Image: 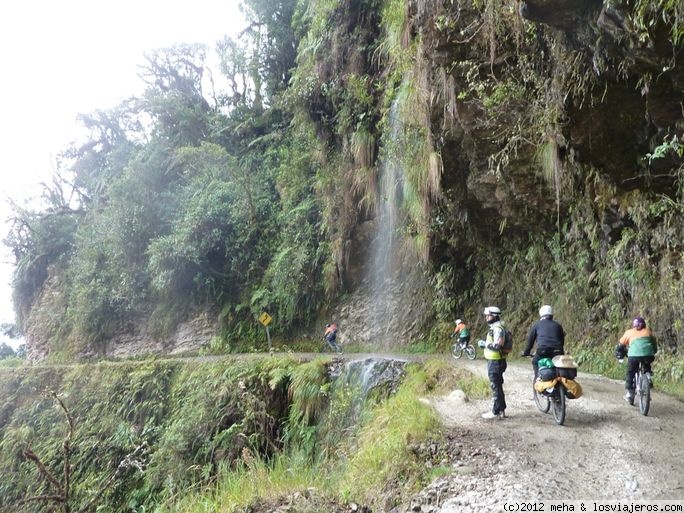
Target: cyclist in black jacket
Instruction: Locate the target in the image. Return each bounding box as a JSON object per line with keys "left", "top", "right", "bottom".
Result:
{"left": 521, "top": 305, "right": 565, "bottom": 378}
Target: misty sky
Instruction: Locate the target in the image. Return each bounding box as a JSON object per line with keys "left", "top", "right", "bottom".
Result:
{"left": 0, "top": 0, "right": 245, "bottom": 348}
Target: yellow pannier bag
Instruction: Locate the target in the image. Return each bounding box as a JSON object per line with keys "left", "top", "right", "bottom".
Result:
{"left": 560, "top": 377, "right": 583, "bottom": 399}
{"left": 534, "top": 377, "right": 557, "bottom": 393}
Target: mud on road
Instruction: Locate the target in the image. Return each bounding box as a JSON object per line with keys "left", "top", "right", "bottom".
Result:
{"left": 414, "top": 361, "right": 684, "bottom": 512}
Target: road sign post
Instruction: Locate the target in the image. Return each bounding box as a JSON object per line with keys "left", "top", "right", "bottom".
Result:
{"left": 258, "top": 312, "right": 273, "bottom": 353}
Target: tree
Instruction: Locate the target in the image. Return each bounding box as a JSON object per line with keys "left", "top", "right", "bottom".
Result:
{"left": 241, "top": 0, "right": 298, "bottom": 98}
{"left": 138, "top": 44, "right": 214, "bottom": 146}
{"left": 0, "top": 343, "right": 15, "bottom": 360}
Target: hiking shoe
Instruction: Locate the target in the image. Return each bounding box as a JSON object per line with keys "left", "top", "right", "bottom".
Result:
{"left": 481, "top": 411, "right": 504, "bottom": 420}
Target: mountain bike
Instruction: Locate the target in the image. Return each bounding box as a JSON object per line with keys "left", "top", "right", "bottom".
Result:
{"left": 451, "top": 339, "right": 476, "bottom": 360}
{"left": 619, "top": 359, "right": 652, "bottom": 416}
{"left": 527, "top": 355, "right": 569, "bottom": 425}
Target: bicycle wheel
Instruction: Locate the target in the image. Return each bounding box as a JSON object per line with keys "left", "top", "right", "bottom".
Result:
{"left": 465, "top": 345, "right": 476, "bottom": 360}
{"left": 451, "top": 344, "right": 464, "bottom": 360}
{"left": 533, "top": 379, "right": 550, "bottom": 413}
{"left": 638, "top": 372, "right": 651, "bottom": 416}
{"left": 551, "top": 383, "right": 566, "bottom": 425}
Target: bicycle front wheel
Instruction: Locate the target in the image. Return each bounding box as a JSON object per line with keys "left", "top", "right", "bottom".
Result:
{"left": 533, "top": 379, "right": 550, "bottom": 413}
{"left": 465, "top": 345, "right": 476, "bottom": 360}
{"left": 551, "top": 383, "right": 566, "bottom": 425}
{"left": 451, "top": 344, "right": 464, "bottom": 360}
{"left": 638, "top": 373, "right": 651, "bottom": 416}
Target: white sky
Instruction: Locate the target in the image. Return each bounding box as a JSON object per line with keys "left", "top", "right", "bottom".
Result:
{"left": 0, "top": 0, "right": 245, "bottom": 348}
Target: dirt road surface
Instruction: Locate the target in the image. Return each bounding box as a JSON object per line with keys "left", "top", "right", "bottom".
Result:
{"left": 417, "top": 360, "right": 684, "bottom": 511}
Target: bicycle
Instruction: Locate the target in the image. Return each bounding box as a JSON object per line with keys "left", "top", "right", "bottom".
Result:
{"left": 527, "top": 355, "right": 574, "bottom": 425}
{"left": 451, "top": 338, "right": 476, "bottom": 360}
{"left": 619, "top": 358, "right": 652, "bottom": 416}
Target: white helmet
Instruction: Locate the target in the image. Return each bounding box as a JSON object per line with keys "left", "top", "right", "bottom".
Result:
{"left": 455, "top": 319, "right": 463, "bottom": 325}
{"left": 486, "top": 306, "right": 501, "bottom": 316}
{"left": 539, "top": 305, "right": 553, "bottom": 317}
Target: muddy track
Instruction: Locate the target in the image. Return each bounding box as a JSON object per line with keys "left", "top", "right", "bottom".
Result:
{"left": 420, "top": 360, "right": 684, "bottom": 509}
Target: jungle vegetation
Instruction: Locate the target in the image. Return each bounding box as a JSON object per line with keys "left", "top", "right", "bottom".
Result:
{"left": 0, "top": 357, "right": 487, "bottom": 512}
{"left": 3, "top": 0, "right": 684, "bottom": 392}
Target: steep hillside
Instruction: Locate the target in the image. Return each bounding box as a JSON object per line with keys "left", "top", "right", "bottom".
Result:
{"left": 0, "top": 356, "right": 462, "bottom": 512}
{"left": 6, "top": 0, "right": 683, "bottom": 364}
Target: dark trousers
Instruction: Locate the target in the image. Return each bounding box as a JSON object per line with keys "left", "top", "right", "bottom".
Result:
{"left": 487, "top": 359, "right": 507, "bottom": 414}
{"left": 626, "top": 355, "right": 654, "bottom": 391}
{"left": 326, "top": 336, "right": 341, "bottom": 352}
{"left": 532, "top": 348, "right": 563, "bottom": 378}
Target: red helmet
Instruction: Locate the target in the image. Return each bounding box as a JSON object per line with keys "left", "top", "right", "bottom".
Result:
{"left": 632, "top": 317, "right": 646, "bottom": 329}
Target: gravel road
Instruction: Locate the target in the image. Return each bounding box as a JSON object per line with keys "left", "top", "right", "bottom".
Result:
{"left": 415, "top": 360, "right": 684, "bottom": 511}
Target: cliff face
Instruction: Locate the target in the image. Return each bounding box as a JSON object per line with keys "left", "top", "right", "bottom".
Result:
{"left": 312, "top": 0, "right": 683, "bottom": 349}
{"left": 20, "top": 0, "right": 683, "bottom": 360}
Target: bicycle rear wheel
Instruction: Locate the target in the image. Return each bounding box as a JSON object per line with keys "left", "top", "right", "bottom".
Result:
{"left": 551, "top": 383, "right": 566, "bottom": 425}
{"left": 638, "top": 372, "right": 651, "bottom": 416}
{"left": 451, "top": 344, "right": 463, "bottom": 360}
{"left": 465, "top": 345, "right": 476, "bottom": 360}
{"left": 533, "top": 379, "right": 550, "bottom": 413}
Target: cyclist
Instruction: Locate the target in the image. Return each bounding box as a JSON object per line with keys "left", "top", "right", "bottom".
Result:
{"left": 324, "top": 322, "right": 342, "bottom": 354}
{"left": 451, "top": 319, "right": 471, "bottom": 349}
{"left": 478, "top": 306, "right": 507, "bottom": 420}
{"left": 521, "top": 305, "right": 565, "bottom": 379}
{"left": 615, "top": 316, "right": 657, "bottom": 405}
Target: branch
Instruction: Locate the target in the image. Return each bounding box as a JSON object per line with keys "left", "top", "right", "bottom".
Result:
{"left": 19, "top": 494, "right": 64, "bottom": 505}
{"left": 50, "top": 391, "right": 74, "bottom": 505}
{"left": 22, "top": 449, "right": 65, "bottom": 496}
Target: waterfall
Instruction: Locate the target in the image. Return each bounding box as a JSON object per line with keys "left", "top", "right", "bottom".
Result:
{"left": 357, "top": 98, "right": 407, "bottom": 344}
{"left": 328, "top": 357, "right": 407, "bottom": 423}
{"left": 370, "top": 99, "right": 406, "bottom": 291}
{"left": 336, "top": 86, "right": 427, "bottom": 350}
{"left": 335, "top": 357, "right": 407, "bottom": 396}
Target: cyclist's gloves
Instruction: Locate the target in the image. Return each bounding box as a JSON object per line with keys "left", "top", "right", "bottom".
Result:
{"left": 614, "top": 344, "right": 627, "bottom": 359}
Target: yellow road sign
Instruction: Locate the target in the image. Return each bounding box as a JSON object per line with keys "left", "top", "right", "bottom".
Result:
{"left": 258, "top": 312, "right": 272, "bottom": 326}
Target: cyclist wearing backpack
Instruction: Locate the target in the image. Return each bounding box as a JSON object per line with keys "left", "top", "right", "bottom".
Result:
{"left": 478, "top": 306, "right": 508, "bottom": 420}
{"left": 521, "top": 305, "right": 565, "bottom": 379}
{"left": 614, "top": 316, "right": 657, "bottom": 404}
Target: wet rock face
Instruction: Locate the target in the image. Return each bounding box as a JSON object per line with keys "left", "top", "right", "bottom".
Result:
{"left": 333, "top": 269, "right": 431, "bottom": 350}
{"left": 518, "top": 0, "right": 601, "bottom": 26}
{"left": 332, "top": 357, "right": 408, "bottom": 398}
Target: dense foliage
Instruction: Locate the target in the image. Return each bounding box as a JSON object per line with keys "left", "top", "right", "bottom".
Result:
{"left": 4, "top": 0, "right": 328, "bottom": 355}
{"left": 0, "top": 357, "right": 479, "bottom": 512}
{"left": 4, "top": 0, "right": 684, "bottom": 375}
